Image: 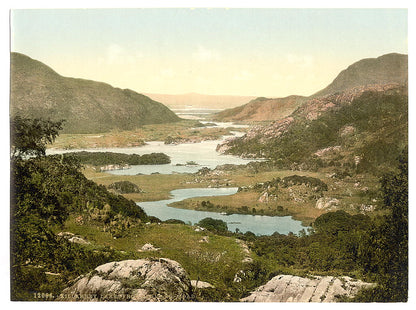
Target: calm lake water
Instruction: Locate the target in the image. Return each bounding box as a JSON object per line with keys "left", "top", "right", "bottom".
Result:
{"left": 48, "top": 122, "right": 303, "bottom": 235}
{"left": 48, "top": 132, "right": 257, "bottom": 175}
{"left": 139, "top": 187, "right": 304, "bottom": 235}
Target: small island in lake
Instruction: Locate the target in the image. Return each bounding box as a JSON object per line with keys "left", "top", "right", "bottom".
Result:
{"left": 61, "top": 151, "right": 171, "bottom": 171}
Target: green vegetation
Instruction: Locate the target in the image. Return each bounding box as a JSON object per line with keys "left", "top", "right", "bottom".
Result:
{"left": 11, "top": 115, "right": 64, "bottom": 158}
{"left": 241, "top": 148, "right": 408, "bottom": 302}
{"left": 169, "top": 170, "right": 379, "bottom": 226}
{"left": 108, "top": 180, "right": 143, "bottom": 194}
{"left": 63, "top": 151, "right": 170, "bottom": 166}
{"left": 225, "top": 88, "right": 408, "bottom": 176}
{"left": 10, "top": 93, "right": 408, "bottom": 302}
{"left": 198, "top": 218, "right": 228, "bottom": 233}
{"left": 10, "top": 116, "right": 148, "bottom": 300}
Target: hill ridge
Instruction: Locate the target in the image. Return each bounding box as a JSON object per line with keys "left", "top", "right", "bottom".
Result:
{"left": 313, "top": 53, "right": 407, "bottom": 97}
{"left": 10, "top": 52, "right": 181, "bottom": 134}
{"left": 214, "top": 53, "right": 407, "bottom": 122}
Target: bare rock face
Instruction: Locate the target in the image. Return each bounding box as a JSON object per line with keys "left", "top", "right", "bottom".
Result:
{"left": 57, "top": 258, "right": 193, "bottom": 301}
{"left": 241, "top": 274, "right": 374, "bottom": 302}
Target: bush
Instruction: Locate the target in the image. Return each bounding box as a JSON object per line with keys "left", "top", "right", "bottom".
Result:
{"left": 164, "top": 219, "right": 186, "bottom": 225}
{"left": 108, "top": 181, "right": 142, "bottom": 194}
{"left": 198, "top": 217, "right": 228, "bottom": 233}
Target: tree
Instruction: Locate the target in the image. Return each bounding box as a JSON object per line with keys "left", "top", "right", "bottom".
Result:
{"left": 10, "top": 115, "right": 64, "bottom": 158}
{"left": 198, "top": 217, "right": 228, "bottom": 233}
{"left": 10, "top": 116, "right": 69, "bottom": 299}
{"left": 356, "top": 147, "right": 408, "bottom": 301}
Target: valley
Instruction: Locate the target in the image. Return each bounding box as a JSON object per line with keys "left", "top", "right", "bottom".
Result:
{"left": 10, "top": 52, "right": 408, "bottom": 302}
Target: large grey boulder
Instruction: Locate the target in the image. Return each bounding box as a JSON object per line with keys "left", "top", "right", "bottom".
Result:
{"left": 241, "top": 274, "right": 374, "bottom": 302}
{"left": 57, "top": 258, "right": 193, "bottom": 301}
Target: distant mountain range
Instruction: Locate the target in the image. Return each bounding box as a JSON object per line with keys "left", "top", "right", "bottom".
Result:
{"left": 10, "top": 53, "right": 180, "bottom": 133}
{"left": 143, "top": 92, "right": 256, "bottom": 110}
{"left": 214, "top": 53, "right": 408, "bottom": 122}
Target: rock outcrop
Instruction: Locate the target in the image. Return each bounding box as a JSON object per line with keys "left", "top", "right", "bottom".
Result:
{"left": 315, "top": 197, "right": 340, "bottom": 210}
{"left": 57, "top": 232, "right": 90, "bottom": 245}
{"left": 57, "top": 258, "right": 193, "bottom": 301}
{"left": 241, "top": 274, "right": 374, "bottom": 302}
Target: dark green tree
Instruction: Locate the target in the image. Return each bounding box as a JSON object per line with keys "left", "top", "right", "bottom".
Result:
{"left": 10, "top": 115, "right": 64, "bottom": 158}
{"left": 198, "top": 217, "right": 228, "bottom": 233}
{"left": 356, "top": 147, "right": 408, "bottom": 301}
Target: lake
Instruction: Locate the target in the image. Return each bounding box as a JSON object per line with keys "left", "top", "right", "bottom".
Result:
{"left": 139, "top": 187, "right": 305, "bottom": 235}
{"left": 47, "top": 122, "right": 304, "bottom": 235}
{"left": 48, "top": 133, "right": 258, "bottom": 175}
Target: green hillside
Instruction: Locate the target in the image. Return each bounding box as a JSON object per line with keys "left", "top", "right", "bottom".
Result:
{"left": 221, "top": 86, "right": 408, "bottom": 175}
{"left": 10, "top": 53, "right": 181, "bottom": 133}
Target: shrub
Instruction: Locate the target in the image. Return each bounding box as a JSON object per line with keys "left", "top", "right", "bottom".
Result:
{"left": 198, "top": 217, "right": 228, "bottom": 233}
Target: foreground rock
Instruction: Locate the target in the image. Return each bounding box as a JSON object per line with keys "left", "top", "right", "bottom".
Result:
{"left": 241, "top": 274, "right": 374, "bottom": 302}
{"left": 57, "top": 258, "right": 193, "bottom": 301}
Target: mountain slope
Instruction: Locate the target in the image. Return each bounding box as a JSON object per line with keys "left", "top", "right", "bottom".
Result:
{"left": 214, "top": 53, "right": 407, "bottom": 122}
{"left": 212, "top": 95, "right": 307, "bottom": 122}
{"left": 217, "top": 85, "right": 408, "bottom": 174}
{"left": 313, "top": 53, "right": 407, "bottom": 97}
{"left": 10, "top": 53, "right": 181, "bottom": 133}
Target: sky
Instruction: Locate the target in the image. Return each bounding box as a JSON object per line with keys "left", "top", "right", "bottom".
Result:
{"left": 10, "top": 8, "right": 408, "bottom": 97}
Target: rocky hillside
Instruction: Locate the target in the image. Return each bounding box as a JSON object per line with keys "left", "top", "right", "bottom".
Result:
{"left": 313, "top": 53, "right": 407, "bottom": 97}
{"left": 10, "top": 53, "right": 181, "bottom": 133}
{"left": 213, "top": 95, "right": 306, "bottom": 122}
{"left": 214, "top": 53, "right": 407, "bottom": 122}
{"left": 241, "top": 274, "right": 374, "bottom": 302}
{"left": 217, "top": 84, "right": 408, "bottom": 174}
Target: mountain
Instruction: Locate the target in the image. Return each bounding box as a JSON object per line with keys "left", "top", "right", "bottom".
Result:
{"left": 217, "top": 85, "right": 408, "bottom": 174}
{"left": 10, "top": 53, "right": 181, "bottom": 133}
{"left": 214, "top": 53, "right": 407, "bottom": 122}
{"left": 212, "top": 95, "right": 307, "bottom": 122}
{"left": 217, "top": 53, "right": 408, "bottom": 174}
{"left": 143, "top": 92, "right": 256, "bottom": 110}
{"left": 313, "top": 53, "right": 407, "bottom": 97}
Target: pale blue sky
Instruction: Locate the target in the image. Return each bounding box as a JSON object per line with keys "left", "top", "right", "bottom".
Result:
{"left": 11, "top": 8, "right": 408, "bottom": 97}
